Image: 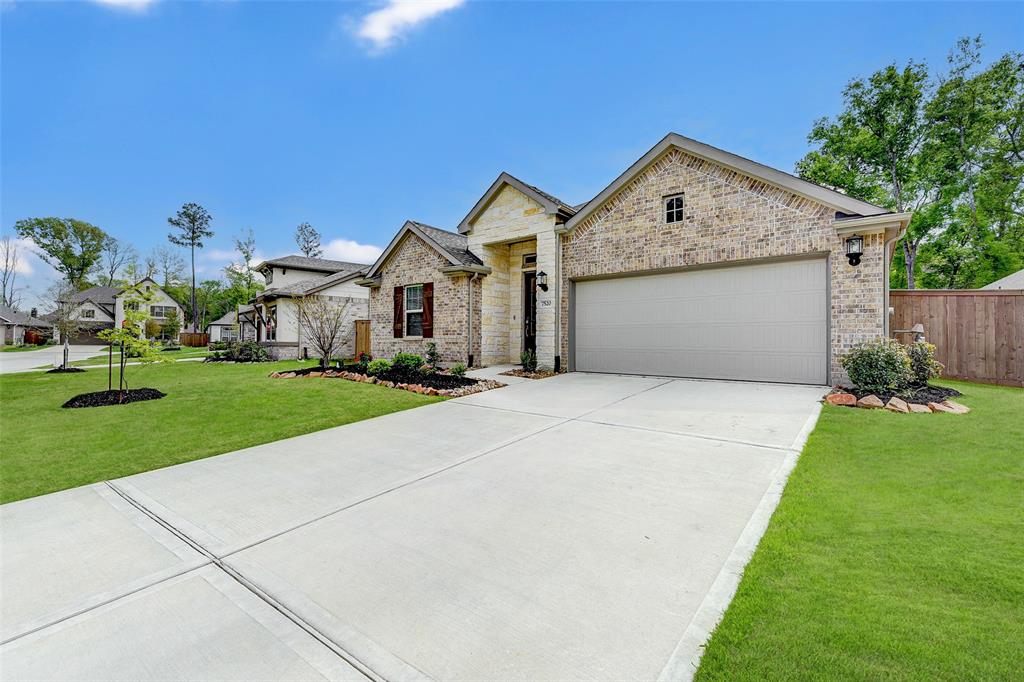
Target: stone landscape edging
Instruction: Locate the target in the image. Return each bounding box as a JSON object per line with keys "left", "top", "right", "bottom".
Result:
{"left": 825, "top": 390, "right": 970, "bottom": 414}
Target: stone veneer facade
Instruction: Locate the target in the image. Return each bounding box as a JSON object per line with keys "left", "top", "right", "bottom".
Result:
{"left": 466, "top": 185, "right": 560, "bottom": 368}
{"left": 367, "top": 232, "right": 481, "bottom": 365}
{"left": 558, "top": 148, "right": 885, "bottom": 384}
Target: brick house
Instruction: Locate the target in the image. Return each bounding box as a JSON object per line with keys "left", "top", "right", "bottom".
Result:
{"left": 358, "top": 133, "right": 911, "bottom": 385}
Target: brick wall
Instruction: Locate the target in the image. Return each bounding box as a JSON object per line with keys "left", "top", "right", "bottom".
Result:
{"left": 368, "top": 233, "right": 481, "bottom": 365}
{"left": 560, "top": 148, "right": 885, "bottom": 384}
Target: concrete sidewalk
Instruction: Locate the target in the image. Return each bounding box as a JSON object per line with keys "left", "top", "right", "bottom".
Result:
{"left": 0, "top": 373, "right": 825, "bottom": 681}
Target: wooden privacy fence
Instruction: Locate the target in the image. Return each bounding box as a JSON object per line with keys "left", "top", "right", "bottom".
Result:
{"left": 890, "top": 289, "right": 1023, "bottom": 387}
{"left": 354, "top": 320, "right": 370, "bottom": 359}
{"left": 179, "top": 332, "right": 209, "bottom": 347}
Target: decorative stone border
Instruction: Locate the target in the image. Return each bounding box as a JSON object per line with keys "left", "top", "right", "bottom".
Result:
{"left": 269, "top": 369, "right": 505, "bottom": 398}
{"left": 826, "top": 391, "right": 970, "bottom": 414}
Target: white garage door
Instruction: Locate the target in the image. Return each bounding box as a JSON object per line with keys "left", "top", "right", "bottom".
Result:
{"left": 573, "top": 258, "right": 827, "bottom": 384}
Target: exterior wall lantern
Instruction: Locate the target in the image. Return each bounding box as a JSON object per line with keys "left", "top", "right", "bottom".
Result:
{"left": 536, "top": 270, "right": 549, "bottom": 292}
{"left": 845, "top": 234, "right": 864, "bottom": 266}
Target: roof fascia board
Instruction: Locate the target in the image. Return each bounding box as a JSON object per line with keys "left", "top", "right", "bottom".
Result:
{"left": 565, "top": 133, "right": 890, "bottom": 231}
{"left": 458, "top": 172, "right": 561, "bottom": 234}
{"left": 365, "top": 222, "right": 462, "bottom": 278}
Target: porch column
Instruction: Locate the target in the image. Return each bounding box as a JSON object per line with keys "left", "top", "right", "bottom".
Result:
{"left": 479, "top": 244, "right": 510, "bottom": 365}
{"left": 534, "top": 232, "right": 558, "bottom": 370}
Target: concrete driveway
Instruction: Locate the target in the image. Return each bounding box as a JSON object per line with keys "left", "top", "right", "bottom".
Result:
{"left": 0, "top": 373, "right": 825, "bottom": 681}
{"left": 0, "top": 344, "right": 107, "bottom": 374}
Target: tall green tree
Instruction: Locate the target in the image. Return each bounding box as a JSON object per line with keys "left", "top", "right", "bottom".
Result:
{"left": 167, "top": 203, "right": 213, "bottom": 332}
{"left": 14, "top": 218, "right": 107, "bottom": 290}
{"left": 797, "top": 61, "right": 936, "bottom": 288}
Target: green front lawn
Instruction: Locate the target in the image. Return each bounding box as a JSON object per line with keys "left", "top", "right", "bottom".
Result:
{"left": 0, "top": 360, "right": 443, "bottom": 503}
{"left": 67, "top": 347, "right": 211, "bottom": 367}
{"left": 1, "top": 344, "right": 55, "bottom": 352}
{"left": 696, "top": 380, "right": 1024, "bottom": 681}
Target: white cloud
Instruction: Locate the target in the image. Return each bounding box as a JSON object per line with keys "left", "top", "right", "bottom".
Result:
{"left": 355, "top": 0, "right": 465, "bottom": 52}
{"left": 322, "top": 238, "right": 383, "bottom": 264}
{"left": 90, "top": 0, "right": 158, "bottom": 11}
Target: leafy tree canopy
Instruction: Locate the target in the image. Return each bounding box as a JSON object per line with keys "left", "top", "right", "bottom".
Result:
{"left": 14, "top": 217, "right": 108, "bottom": 290}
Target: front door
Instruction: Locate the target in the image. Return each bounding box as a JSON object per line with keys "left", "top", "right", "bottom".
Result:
{"left": 523, "top": 271, "right": 537, "bottom": 353}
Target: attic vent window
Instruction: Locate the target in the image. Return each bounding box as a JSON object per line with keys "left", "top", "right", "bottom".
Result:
{"left": 522, "top": 253, "right": 537, "bottom": 268}
{"left": 665, "top": 193, "right": 685, "bottom": 224}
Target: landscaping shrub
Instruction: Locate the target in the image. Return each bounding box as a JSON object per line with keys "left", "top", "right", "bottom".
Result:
{"left": 392, "top": 352, "right": 424, "bottom": 373}
{"left": 367, "top": 358, "right": 392, "bottom": 377}
{"left": 520, "top": 349, "right": 537, "bottom": 372}
{"left": 907, "top": 341, "right": 943, "bottom": 385}
{"left": 450, "top": 362, "right": 467, "bottom": 377}
{"left": 841, "top": 338, "right": 914, "bottom": 394}
{"left": 209, "top": 341, "right": 229, "bottom": 351}
{"left": 424, "top": 342, "right": 440, "bottom": 369}
{"left": 230, "top": 341, "right": 269, "bottom": 363}
{"left": 355, "top": 352, "right": 372, "bottom": 373}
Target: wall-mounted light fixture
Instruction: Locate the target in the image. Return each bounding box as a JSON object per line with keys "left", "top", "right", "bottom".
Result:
{"left": 845, "top": 234, "right": 864, "bottom": 266}
{"left": 536, "top": 270, "right": 549, "bottom": 292}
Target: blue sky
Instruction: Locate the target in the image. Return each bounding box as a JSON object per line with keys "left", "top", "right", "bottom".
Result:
{"left": 2, "top": 0, "right": 1021, "bottom": 308}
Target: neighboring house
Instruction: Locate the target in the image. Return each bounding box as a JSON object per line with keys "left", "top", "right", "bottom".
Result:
{"left": 60, "top": 278, "right": 185, "bottom": 344}
{"left": 251, "top": 256, "right": 370, "bottom": 360}
{"left": 0, "top": 304, "right": 52, "bottom": 346}
{"left": 358, "top": 132, "right": 912, "bottom": 386}
{"left": 982, "top": 268, "right": 1024, "bottom": 290}
{"left": 206, "top": 309, "right": 240, "bottom": 343}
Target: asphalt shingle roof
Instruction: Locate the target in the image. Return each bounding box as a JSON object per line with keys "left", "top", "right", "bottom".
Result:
{"left": 0, "top": 304, "right": 52, "bottom": 328}
{"left": 411, "top": 222, "right": 484, "bottom": 267}
{"left": 258, "top": 255, "right": 369, "bottom": 273}
{"left": 67, "top": 285, "right": 122, "bottom": 306}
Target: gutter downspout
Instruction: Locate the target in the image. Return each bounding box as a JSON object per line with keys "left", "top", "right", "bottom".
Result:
{"left": 883, "top": 219, "right": 910, "bottom": 337}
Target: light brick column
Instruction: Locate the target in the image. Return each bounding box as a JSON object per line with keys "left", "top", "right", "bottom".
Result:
{"left": 479, "top": 244, "right": 510, "bottom": 365}
{"left": 534, "top": 231, "right": 558, "bottom": 370}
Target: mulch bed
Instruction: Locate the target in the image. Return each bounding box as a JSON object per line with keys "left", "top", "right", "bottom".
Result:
{"left": 279, "top": 365, "right": 503, "bottom": 397}
{"left": 500, "top": 368, "right": 557, "bottom": 379}
{"left": 46, "top": 367, "right": 86, "bottom": 374}
{"left": 62, "top": 388, "right": 167, "bottom": 409}
{"left": 844, "top": 384, "right": 961, "bottom": 405}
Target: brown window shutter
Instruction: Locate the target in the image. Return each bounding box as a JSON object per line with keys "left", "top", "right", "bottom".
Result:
{"left": 393, "top": 286, "right": 404, "bottom": 338}
{"left": 422, "top": 282, "right": 434, "bottom": 339}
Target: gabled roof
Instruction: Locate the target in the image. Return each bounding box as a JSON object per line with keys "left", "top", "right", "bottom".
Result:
{"left": 68, "top": 285, "right": 122, "bottom": 307}
{"left": 457, "top": 172, "right": 576, "bottom": 234}
{"left": 982, "top": 268, "right": 1024, "bottom": 290}
{"left": 207, "top": 310, "right": 238, "bottom": 326}
{"left": 255, "top": 255, "right": 368, "bottom": 274}
{"left": 0, "top": 304, "right": 52, "bottom": 328}
{"left": 365, "top": 221, "right": 485, "bottom": 279}
{"left": 564, "top": 133, "right": 891, "bottom": 232}
{"left": 258, "top": 267, "right": 368, "bottom": 299}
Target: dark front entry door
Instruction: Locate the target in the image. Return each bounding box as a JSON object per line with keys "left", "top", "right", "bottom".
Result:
{"left": 523, "top": 271, "right": 537, "bottom": 353}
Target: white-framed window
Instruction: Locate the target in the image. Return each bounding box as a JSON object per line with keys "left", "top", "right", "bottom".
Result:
{"left": 665, "top": 193, "right": 685, "bottom": 224}
{"left": 80, "top": 308, "right": 95, "bottom": 319}
{"left": 405, "top": 284, "right": 423, "bottom": 337}
{"left": 149, "top": 305, "right": 175, "bottom": 318}
{"left": 125, "top": 301, "right": 140, "bottom": 312}
{"left": 522, "top": 253, "right": 537, "bottom": 268}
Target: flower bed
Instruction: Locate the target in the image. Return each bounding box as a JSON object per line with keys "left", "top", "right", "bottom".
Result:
{"left": 500, "top": 368, "right": 557, "bottom": 380}
{"left": 271, "top": 365, "right": 504, "bottom": 397}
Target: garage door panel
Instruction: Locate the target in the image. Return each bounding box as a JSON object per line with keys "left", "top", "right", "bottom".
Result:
{"left": 574, "top": 259, "right": 827, "bottom": 384}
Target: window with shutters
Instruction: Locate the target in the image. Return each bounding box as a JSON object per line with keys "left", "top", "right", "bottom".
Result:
{"left": 664, "top": 193, "right": 685, "bottom": 224}
{"left": 405, "top": 285, "right": 423, "bottom": 337}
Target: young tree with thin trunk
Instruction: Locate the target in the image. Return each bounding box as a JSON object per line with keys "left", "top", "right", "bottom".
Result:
{"left": 295, "top": 222, "right": 323, "bottom": 258}
{"left": 297, "top": 295, "right": 353, "bottom": 368}
{"left": 167, "top": 203, "right": 213, "bottom": 332}
{"left": 1, "top": 234, "right": 22, "bottom": 308}
{"left": 97, "top": 284, "right": 163, "bottom": 400}
{"left": 14, "top": 218, "right": 108, "bottom": 290}
{"left": 46, "top": 280, "right": 82, "bottom": 370}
